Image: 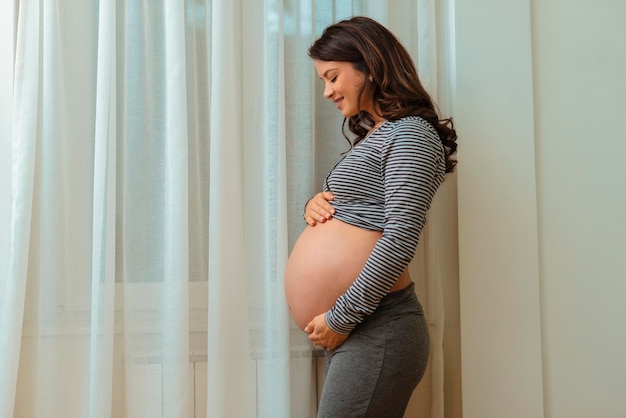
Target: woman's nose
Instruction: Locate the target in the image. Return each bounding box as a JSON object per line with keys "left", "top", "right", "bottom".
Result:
{"left": 323, "top": 83, "right": 333, "bottom": 99}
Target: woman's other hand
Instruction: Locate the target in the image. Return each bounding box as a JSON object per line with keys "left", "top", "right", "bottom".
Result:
{"left": 304, "top": 191, "right": 335, "bottom": 226}
{"left": 304, "top": 312, "right": 349, "bottom": 350}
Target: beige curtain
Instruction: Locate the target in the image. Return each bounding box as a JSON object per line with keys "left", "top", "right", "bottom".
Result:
{"left": 0, "top": 1, "right": 459, "bottom": 417}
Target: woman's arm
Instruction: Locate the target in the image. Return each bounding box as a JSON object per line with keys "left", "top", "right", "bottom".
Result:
{"left": 325, "top": 122, "right": 445, "bottom": 334}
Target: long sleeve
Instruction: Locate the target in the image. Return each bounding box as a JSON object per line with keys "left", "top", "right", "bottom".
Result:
{"left": 323, "top": 117, "right": 445, "bottom": 334}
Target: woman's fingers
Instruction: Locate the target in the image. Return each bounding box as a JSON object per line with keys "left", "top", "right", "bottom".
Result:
{"left": 305, "top": 192, "right": 335, "bottom": 223}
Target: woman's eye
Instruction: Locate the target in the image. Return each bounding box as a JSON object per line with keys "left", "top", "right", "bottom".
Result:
{"left": 330, "top": 76, "right": 337, "bottom": 83}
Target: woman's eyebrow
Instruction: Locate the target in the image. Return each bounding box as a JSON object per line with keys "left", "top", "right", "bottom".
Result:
{"left": 320, "top": 68, "right": 338, "bottom": 79}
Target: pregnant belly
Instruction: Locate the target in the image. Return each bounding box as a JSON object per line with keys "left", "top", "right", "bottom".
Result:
{"left": 284, "top": 218, "right": 382, "bottom": 330}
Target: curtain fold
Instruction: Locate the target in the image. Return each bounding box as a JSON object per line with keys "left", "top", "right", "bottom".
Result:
{"left": 207, "top": 1, "right": 257, "bottom": 416}
{"left": 161, "top": 1, "right": 191, "bottom": 416}
{"left": 88, "top": 0, "right": 116, "bottom": 416}
{"left": 0, "top": 1, "right": 40, "bottom": 416}
{"left": 0, "top": 1, "right": 457, "bottom": 417}
{"left": 241, "top": 1, "right": 293, "bottom": 415}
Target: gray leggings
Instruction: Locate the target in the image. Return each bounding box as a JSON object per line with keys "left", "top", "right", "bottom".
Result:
{"left": 317, "top": 283, "right": 429, "bottom": 418}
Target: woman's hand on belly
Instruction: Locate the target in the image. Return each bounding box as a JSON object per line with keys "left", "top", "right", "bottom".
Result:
{"left": 304, "top": 191, "right": 335, "bottom": 226}
{"left": 305, "top": 312, "right": 349, "bottom": 350}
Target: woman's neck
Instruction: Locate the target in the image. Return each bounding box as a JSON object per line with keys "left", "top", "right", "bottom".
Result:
{"left": 367, "top": 119, "right": 386, "bottom": 137}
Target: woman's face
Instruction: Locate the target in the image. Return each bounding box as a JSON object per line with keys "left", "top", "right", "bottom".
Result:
{"left": 314, "top": 60, "right": 369, "bottom": 118}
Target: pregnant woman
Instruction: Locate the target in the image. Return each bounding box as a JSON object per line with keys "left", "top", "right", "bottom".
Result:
{"left": 284, "top": 17, "right": 457, "bottom": 417}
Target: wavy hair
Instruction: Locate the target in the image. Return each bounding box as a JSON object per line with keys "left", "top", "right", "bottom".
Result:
{"left": 309, "top": 16, "right": 457, "bottom": 173}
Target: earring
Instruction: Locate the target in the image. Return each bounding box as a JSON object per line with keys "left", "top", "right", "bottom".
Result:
{"left": 369, "top": 75, "right": 373, "bottom": 82}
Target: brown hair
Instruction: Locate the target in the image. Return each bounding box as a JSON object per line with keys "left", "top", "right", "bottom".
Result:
{"left": 309, "top": 16, "right": 457, "bottom": 173}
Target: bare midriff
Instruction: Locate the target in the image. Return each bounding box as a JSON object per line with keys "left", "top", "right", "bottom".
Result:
{"left": 284, "top": 218, "right": 411, "bottom": 330}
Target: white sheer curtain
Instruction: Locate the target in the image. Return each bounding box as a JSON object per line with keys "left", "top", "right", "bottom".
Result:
{"left": 0, "top": 1, "right": 458, "bottom": 417}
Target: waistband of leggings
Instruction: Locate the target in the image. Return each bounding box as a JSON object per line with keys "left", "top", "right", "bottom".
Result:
{"left": 376, "top": 281, "right": 422, "bottom": 313}
{"left": 353, "top": 282, "right": 423, "bottom": 332}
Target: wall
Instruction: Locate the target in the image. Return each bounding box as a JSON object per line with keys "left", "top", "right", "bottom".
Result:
{"left": 532, "top": 1, "right": 626, "bottom": 416}
{"left": 456, "top": 1, "right": 626, "bottom": 417}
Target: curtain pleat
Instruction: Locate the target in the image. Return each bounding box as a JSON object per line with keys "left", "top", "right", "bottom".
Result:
{"left": 161, "top": 1, "right": 191, "bottom": 416}
{"left": 88, "top": 0, "right": 117, "bottom": 416}
{"left": 207, "top": 1, "right": 257, "bottom": 416}
{"left": 0, "top": 1, "right": 41, "bottom": 417}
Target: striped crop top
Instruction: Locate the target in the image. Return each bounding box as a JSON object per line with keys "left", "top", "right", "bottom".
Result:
{"left": 322, "top": 115, "right": 446, "bottom": 334}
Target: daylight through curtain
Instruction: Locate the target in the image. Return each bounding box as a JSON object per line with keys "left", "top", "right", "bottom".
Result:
{"left": 0, "top": 1, "right": 455, "bottom": 417}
